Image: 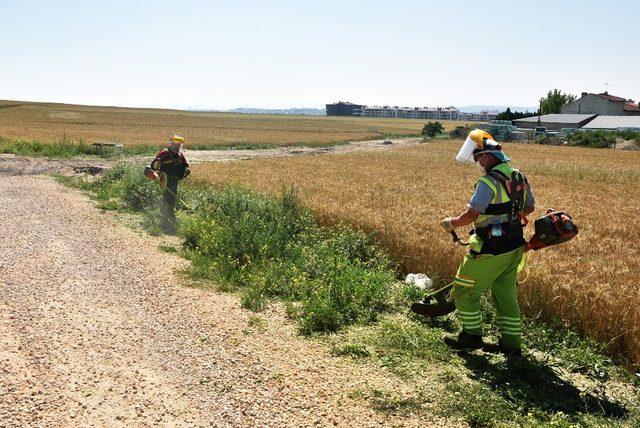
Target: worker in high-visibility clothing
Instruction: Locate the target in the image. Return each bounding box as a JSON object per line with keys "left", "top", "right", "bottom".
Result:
{"left": 440, "top": 129, "right": 535, "bottom": 355}
{"left": 150, "top": 134, "right": 190, "bottom": 232}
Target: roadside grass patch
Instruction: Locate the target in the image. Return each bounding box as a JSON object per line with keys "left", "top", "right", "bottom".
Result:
{"left": 243, "top": 315, "right": 267, "bottom": 335}
{"left": 0, "top": 136, "right": 94, "bottom": 157}
{"left": 367, "top": 389, "right": 426, "bottom": 414}
{"left": 0, "top": 136, "right": 159, "bottom": 157}
{"left": 158, "top": 244, "right": 178, "bottom": 253}
{"left": 55, "top": 164, "right": 164, "bottom": 233}
{"left": 331, "top": 343, "right": 371, "bottom": 358}
{"left": 328, "top": 310, "right": 639, "bottom": 426}
{"left": 179, "top": 184, "right": 396, "bottom": 333}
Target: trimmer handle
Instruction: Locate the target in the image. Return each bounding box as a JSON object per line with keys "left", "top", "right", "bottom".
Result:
{"left": 451, "top": 230, "right": 469, "bottom": 246}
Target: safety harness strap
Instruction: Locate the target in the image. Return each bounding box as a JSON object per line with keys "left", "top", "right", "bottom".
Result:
{"left": 484, "top": 201, "right": 513, "bottom": 215}
{"left": 484, "top": 168, "right": 525, "bottom": 219}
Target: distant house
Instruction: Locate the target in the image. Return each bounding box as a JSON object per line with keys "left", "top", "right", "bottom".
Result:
{"left": 581, "top": 115, "right": 640, "bottom": 130}
{"left": 562, "top": 92, "right": 640, "bottom": 116}
{"left": 513, "top": 114, "right": 597, "bottom": 131}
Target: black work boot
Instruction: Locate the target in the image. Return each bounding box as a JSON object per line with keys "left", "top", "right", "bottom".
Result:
{"left": 499, "top": 341, "right": 522, "bottom": 358}
{"left": 443, "top": 330, "right": 484, "bottom": 351}
{"left": 483, "top": 339, "right": 522, "bottom": 357}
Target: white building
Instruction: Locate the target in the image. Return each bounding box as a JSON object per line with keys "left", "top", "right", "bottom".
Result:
{"left": 358, "top": 105, "right": 497, "bottom": 122}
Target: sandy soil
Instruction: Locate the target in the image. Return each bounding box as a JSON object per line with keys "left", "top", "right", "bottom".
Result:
{"left": 0, "top": 169, "right": 453, "bottom": 426}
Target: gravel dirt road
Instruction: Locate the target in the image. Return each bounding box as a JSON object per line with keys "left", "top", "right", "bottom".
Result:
{"left": 0, "top": 171, "right": 451, "bottom": 426}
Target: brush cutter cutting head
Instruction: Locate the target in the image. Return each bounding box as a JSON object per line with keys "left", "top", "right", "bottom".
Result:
{"left": 410, "top": 285, "right": 455, "bottom": 318}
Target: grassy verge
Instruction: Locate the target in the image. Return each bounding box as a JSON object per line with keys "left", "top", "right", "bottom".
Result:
{"left": 57, "top": 164, "right": 640, "bottom": 426}
{"left": 57, "top": 164, "right": 396, "bottom": 333}
{"left": 0, "top": 136, "right": 159, "bottom": 157}
{"left": 0, "top": 137, "right": 354, "bottom": 158}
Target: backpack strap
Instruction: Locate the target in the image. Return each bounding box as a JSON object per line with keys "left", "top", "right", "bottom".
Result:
{"left": 487, "top": 168, "right": 527, "bottom": 221}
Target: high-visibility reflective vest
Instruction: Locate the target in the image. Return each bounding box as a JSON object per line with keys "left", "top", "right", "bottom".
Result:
{"left": 474, "top": 162, "right": 519, "bottom": 228}
{"left": 469, "top": 162, "right": 527, "bottom": 254}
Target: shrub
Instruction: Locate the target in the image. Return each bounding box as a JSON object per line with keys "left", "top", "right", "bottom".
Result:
{"left": 449, "top": 125, "right": 471, "bottom": 139}
{"left": 616, "top": 129, "right": 640, "bottom": 142}
{"left": 0, "top": 136, "right": 158, "bottom": 157}
{"left": 0, "top": 136, "right": 94, "bottom": 157}
{"left": 421, "top": 121, "right": 444, "bottom": 138}
{"left": 568, "top": 131, "right": 616, "bottom": 149}
{"left": 533, "top": 135, "right": 562, "bottom": 145}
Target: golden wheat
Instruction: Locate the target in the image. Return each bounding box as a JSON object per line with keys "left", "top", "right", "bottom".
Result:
{"left": 0, "top": 100, "right": 463, "bottom": 147}
{"left": 191, "top": 140, "right": 640, "bottom": 367}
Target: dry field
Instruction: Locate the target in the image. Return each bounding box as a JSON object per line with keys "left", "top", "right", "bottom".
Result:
{"left": 191, "top": 141, "right": 640, "bottom": 367}
{"left": 0, "top": 100, "right": 463, "bottom": 148}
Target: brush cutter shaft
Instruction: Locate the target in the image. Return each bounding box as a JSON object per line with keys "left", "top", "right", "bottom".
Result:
{"left": 451, "top": 230, "right": 469, "bottom": 246}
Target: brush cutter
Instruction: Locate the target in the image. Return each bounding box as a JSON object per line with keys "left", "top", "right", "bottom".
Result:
{"left": 410, "top": 209, "right": 578, "bottom": 319}
{"left": 143, "top": 166, "right": 196, "bottom": 211}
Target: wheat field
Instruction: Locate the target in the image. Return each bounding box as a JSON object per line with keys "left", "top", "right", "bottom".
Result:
{"left": 191, "top": 141, "right": 640, "bottom": 367}
{"left": 0, "top": 100, "right": 463, "bottom": 147}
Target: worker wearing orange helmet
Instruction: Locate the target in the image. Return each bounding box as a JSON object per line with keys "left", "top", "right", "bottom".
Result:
{"left": 440, "top": 129, "right": 535, "bottom": 355}
{"left": 149, "top": 134, "right": 190, "bottom": 231}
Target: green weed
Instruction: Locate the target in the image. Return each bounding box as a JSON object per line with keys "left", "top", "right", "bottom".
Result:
{"left": 158, "top": 244, "right": 178, "bottom": 253}
{"left": 331, "top": 343, "right": 371, "bottom": 358}
{"left": 179, "top": 185, "right": 395, "bottom": 333}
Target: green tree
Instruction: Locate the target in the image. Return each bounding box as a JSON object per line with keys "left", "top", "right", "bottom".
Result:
{"left": 539, "top": 89, "right": 577, "bottom": 115}
{"left": 496, "top": 107, "right": 537, "bottom": 121}
{"left": 421, "top": 121, "right": 444, "bottom": 138}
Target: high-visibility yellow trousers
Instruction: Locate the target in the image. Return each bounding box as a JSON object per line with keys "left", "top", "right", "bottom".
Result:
{"left": 451, "top": 246, "right": 525, "bottom": 350}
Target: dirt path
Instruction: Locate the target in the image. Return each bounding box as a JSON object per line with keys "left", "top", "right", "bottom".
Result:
{"left": 0, "top": 174, "right": 451, "bottom": 427}
{"left": 0, "top": 138, "right": 422, "bottom": 177}
{"left": 183, "top": 137, "right": 423, "bottom": 162}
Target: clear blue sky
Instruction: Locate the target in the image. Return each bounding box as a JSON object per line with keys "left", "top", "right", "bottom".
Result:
{"left": 1, "top": 0, "right": 638, "bottom": 109}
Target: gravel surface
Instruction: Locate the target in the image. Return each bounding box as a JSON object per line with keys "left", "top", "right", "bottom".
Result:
{"left": 0, "top": 175, "right": 453, "bottom": 427}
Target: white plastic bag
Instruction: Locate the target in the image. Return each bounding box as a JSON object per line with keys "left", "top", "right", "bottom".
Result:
{"left": 404, "top": 273, "right": 433, "bottom": 290}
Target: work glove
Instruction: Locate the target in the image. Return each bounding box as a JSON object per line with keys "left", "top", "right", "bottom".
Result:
{"left": 441, "top": 217, "right": 455, "bottom": 233}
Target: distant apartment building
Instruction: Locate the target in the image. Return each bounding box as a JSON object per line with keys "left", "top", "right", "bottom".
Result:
{"left": 326, "top": 102, "right": 498, "bottom": 122}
